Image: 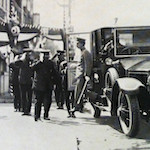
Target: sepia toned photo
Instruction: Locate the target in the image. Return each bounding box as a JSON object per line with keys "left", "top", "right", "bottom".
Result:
{"left": 0, "top": 0, "right": 150, "bottom": 150}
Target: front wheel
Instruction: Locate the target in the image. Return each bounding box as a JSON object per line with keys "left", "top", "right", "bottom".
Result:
{"left": 117, "top": 91, "right": 140, "bottom": 137}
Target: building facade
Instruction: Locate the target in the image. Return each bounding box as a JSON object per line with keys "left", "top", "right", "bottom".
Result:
{"left": 0, "top": 0, "right": 35, "bottom": 96}
{"left": 11, "top": 0, "right": 33, "bottom": 24}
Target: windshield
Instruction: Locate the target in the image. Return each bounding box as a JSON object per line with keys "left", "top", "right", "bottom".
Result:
{"left": 115, "top": 28, "right": 150, "bottom": 55}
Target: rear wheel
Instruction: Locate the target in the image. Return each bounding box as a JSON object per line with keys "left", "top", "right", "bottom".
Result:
{"left": 117, "top": 91, "right": 140, "bottom": 137}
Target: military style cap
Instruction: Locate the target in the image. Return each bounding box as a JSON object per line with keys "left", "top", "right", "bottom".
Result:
{"left": 57, "top": 50, "right": 65, "bottom": 54}
{"left": 77, "top": 37, "right": 86, "bottom": 43}
{"left": 23, "top": 48, "right": 32, "bottom": 52}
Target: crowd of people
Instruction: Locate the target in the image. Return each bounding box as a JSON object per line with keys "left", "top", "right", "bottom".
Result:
{"left": 9, "top": 37, "right": 93, "bottom": 121}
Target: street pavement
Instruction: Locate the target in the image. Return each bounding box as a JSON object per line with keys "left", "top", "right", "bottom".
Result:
{"left": 0, "top": 103, "right": 150, "bottom": 150}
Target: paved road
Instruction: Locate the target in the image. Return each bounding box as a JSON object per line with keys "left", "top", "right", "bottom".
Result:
{"left": 0, "top": 103, "right": 150, "bottom": 150}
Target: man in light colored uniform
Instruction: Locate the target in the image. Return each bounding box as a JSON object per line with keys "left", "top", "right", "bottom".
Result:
{"left": 71, "top": 38, "right": 93, "bottom": 117}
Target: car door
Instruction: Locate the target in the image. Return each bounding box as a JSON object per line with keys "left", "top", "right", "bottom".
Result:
{"left": 66, "top": 32, "right": 91, "bottom": 91}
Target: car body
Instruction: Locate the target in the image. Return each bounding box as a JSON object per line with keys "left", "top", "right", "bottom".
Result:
{"left": 91, "top": 26, "right": 150, "bottom": 137}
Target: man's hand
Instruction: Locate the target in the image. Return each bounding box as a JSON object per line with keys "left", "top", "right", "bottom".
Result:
{"left": 85, "top": 76, "right": 90, "bottom": 81}
{"left": 39, "top": 53, "right": 44, "bottom": 62}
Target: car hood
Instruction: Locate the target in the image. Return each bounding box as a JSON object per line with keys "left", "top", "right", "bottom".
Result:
{"left": 120, "top": 56, "right": 150, "bottom": 72}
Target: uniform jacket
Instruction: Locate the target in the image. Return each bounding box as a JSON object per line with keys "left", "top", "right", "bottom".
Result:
{"left": 15, "top": 60, "right": 33, "bottom": 85}
{"left": 76, "top": 49, "right": 93, "bottom": 78}
{"left": 31, "top": 60, "right": 60, "bottom": 91}
{"left": 9, "top": 62, "right": 20, "bottom": 85}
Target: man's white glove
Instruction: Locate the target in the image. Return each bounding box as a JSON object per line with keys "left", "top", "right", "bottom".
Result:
{"left": 85, "top": 76, "right": 90, "bottom": 81}
{"left": 20, "top": 53, "right": 26, "bottom": 61}
{"left": 39, "top": 53, "right": 44, "bottom": 62}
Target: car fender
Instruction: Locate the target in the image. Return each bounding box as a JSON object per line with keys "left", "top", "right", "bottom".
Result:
{"left": 111, "top": 77, "right": 145, "bottom": 116}
{"left": 116, "top": 77, "right": 145, "bottom": 95}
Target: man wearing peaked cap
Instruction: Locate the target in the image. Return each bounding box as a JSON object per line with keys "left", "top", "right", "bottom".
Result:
{"left": 57, "top": 50, "right": 65, "bottom": 54}
{"left": 70, "top": 37, "right": 93, "bottom": 118}
{"left": 31, "top": 50, "right": 60, "bottom": 121}
{"left": 76, "top": 38, "right": 86, "bottom": 43}
{"left": 53, "top": 50, "right": 65, "bottom": 109}
{"left": 14, "top": 52, "right": 33, "bottom": 115}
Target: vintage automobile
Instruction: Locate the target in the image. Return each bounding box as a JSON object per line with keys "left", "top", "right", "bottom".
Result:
{"left": 90, "top": 26, "right": 150, "bottom": 137}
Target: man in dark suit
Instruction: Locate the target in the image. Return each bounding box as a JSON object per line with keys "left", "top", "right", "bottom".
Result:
{"left": 32, "top": 51, "right": 59, "bottom": 121}
{"left": 70, "top": 38, "right": 93, "bottom": 117}
{"left": 54, "top": 50, "right": 65, "bottom": 109}
{"left": 16, "top": 52, "right": 33, "bottom": 115}
{"left": 9, "top": 55, "right": 22, "bottom": 112}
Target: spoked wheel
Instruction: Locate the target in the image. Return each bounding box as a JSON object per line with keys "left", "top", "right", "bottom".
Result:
{"left": 105, "top": 68, "right": 119, "bottom": 112}
{"left": 117, "top": 91, "right": 140, "bottom": 137}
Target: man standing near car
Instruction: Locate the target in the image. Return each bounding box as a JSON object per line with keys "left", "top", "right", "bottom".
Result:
{"left": 70, "top": 38, "right": 93, "bottom": 117}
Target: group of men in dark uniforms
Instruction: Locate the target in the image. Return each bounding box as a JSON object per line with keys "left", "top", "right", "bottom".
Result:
{"left": 9, "top": 37, "right": 93, "bottom": 121}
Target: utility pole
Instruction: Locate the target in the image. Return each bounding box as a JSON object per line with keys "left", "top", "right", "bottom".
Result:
{"left": 57, "top": 0, "right": 68, "bottom": 32}
{"left": 57, "top": 0, "right": 73, "bottom": 33}
{"left": 68, "top": 0, "right": 71, "bottom": 31}
{"left": 68, "top": 0, "right": 74, "bottom": 33}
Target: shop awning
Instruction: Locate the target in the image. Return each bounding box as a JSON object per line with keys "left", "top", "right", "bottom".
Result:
{"left": 18, "top": 25, "right": 41, "bottom": 42}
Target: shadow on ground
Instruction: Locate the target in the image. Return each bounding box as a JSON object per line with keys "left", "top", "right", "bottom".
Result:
{"left": 0, "top": 116, "right": 7, "bottom": 119}
{"left": 80, "top": 114, "right": 150, "bottom": 140}
{"left": 45, "top": 117, "right": 81, "bottom": 126}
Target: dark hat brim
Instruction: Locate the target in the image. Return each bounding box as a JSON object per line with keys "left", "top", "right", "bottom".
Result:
{"left": 23, "top": 48, "right": 33, "bottom": 52}
{"left": 57, "top": 50, "right": 65, "bottom": 53}
{"left": 77, "top": 38, "right": 86, "bottom": 43}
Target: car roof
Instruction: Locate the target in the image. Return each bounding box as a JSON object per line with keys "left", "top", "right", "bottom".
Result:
{"left": 93, "top": 26, "right": 150, "bottom": 32}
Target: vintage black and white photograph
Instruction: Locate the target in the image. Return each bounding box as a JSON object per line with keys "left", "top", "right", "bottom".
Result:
{"left": 0, "top": 0, "right": 150, "bottom": 149}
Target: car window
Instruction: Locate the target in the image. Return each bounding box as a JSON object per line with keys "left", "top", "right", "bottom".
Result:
{"left": 116, "top": 29, "right": 150, "bottom": 56}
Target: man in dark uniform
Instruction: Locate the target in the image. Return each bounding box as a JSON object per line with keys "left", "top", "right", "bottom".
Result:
{"left": 16, "top": 52, "right": 33, "bottom": 115}
{"left": 70, "top": 38, "right": 93, "bottom": 117}
{"left": 59, "top": 60, "right": 75, "bottom": 117}
{"left": 9, "top": 55, "right": 21, "bottom": 112}
{"left": 32, "top": 51, "right": 59, "bottom": 121}
{"left": 54, "top": 50, "right": 65, "bottom": 109}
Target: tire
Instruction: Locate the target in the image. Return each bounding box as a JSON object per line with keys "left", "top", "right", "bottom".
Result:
{"left": 104, "top": 68, "right": 119, "bottom": 112}
{"left": 105, "top": 68, "right": 119, "bottom": 88}
{"left": 117, "top": 91, "right": 140, "bottom": 137}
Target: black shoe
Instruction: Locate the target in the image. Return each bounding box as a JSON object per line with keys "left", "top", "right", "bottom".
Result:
{"left": 22, "top": 113, "right": 31, "bottom": 116}
{"left": 72, "top": 113, "right": 76, "bottom": 118}
{"left": 35, "top": 117, "right": 41, "bottom": 121}
{"left": 67, "top": 114, "right": 72, "bottom": 118}
{"left": 44, "top": 117, "right": 50, "bottom": 120}
{"left": 79, "top": 109, "right": 83, "bottom": 113}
